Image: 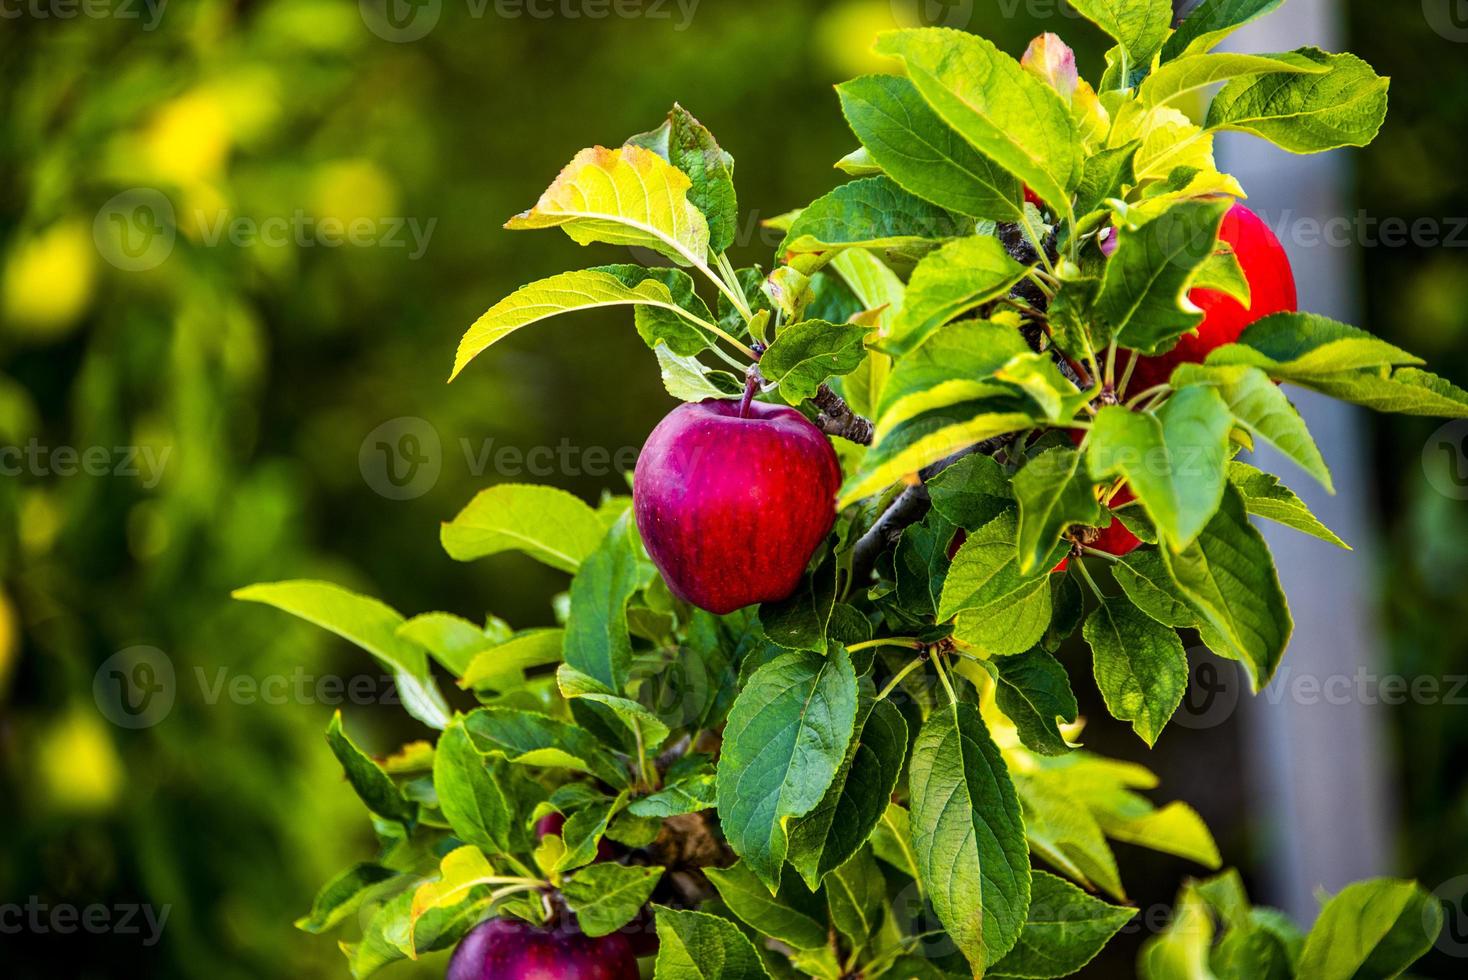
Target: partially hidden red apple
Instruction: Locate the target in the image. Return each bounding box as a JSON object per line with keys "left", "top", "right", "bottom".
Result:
{"left": 1123, "top": 202, "right": 1297, "bottom": 393}
{"left": 634, "top": 399, "right": 841, "bottom": 615}
{"left": 447, "top": 917, "right": 639, "bottom": 980}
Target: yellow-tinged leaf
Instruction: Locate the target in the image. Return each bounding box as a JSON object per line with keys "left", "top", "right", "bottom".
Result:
{"left": 451, "top": 269, "right": 702, "bottom": 380}
{"left": 837, "top": 412, "right": 1034, "bottom": 509}
{"left": 410, "top": 846, "right": 498, "bottom": 928}
{"left": 506, "top": 144, "right": 710, "bottom": 267}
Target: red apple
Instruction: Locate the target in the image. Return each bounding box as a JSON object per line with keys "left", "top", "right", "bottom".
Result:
{"left": 634, "top": 399, "right": 840, "bottom": 615}
{"left": 447, "top": 917, "right": 639, "bottom": 980}
{"left": 1124, "top": 203, "right": 1297, "bottom": 393}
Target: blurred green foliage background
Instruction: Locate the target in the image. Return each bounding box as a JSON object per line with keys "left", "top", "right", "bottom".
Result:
{"left": 0, "top": 0, "right": 1464, "bottom": 976}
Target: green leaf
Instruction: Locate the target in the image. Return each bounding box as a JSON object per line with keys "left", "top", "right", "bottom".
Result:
{"left": 1014, "top": 774, "right": 1125, "bottom": 901}
{"left": 561, "top": 864, "right": 665, "bottom": 938}
{"left": 459, "top": 628, "right": 565, "bottom": 692}
{"left": 563, "top": 512, "right": 641, "bottom": 693}
{"left": 1192, "top": 245, "right": 1252, "bottom": 305}
{"left": 836, "top": 74, "right": 1022, "bottom": 221}
{"left": 705, "top": 862, "right": 829, "bottom": 951}
{"left": 716, "top": 647, "right": 859, "bottom": 891}
{"left": 1096, "top": 198, "right": 1232, "bottom": 353}
{"left": 398, "top": 612, "right": 501, "bottom": 679}
{"left": 1013, "top": 448, "right": 1102, "bottom": 576}
{"left": 875, "top": 29, "right": 1081, "bottom": 221}
{"left": 433, "top": 721, "right": 513, "bottom": 854}
{"left": 233, "top": 581, "right": 449, "bottom": 730}
{"left": 1066, "top": 0, "right": 1172, "bottom": 78}
{"left": 927, "top": 452, "right": 1015, "bottom": 530}
{"left": 1228, "top": 461, "right": 1349, "bottom": 549}
{"left": 884, "top": 237, "right": 1030, "bottom": 356}
{"left": 996, "top": 351, "right": 1087, "bottom": 423}
{"left": 1213, "top": 312, "right": 1422, "bottom": 377}
{"left": 826, "top": 848, "right": 886, "bottom": 948}
{"left": 506, "top": 144, "right": 710, "bottom": 265}
{"left": 939, "top": 510, "right": 1054, "bottom": 622}
{"left": 1291, "top": 367, "right": 1468, "bottom": 418}
{"left": 838, "top": 402, "right": 1035, "bottom": 509}
{"left": 876, "top": 318, "right": 1033, "bottom": 424}
{"left": 991, "top": 648, "right": 1079, "bottom": 757}
{"left": 1101, "top": 802, "right": 1222, "bottom": 870}
{"left": 441, "top": 483, "right": 606, "bottom": 574}
{"left": 1171, "top": 363, "right": 1333, "bottom": 491}
{"left": 1206, "top": 48, "right": 1390, "bottom": 153}
{"left": 1113, "top": 551, "right": 1197, "bottom": 628}
{"left": 954, "top": 583, "right": 1055, "bottom": 658}
{"left": 325, "top": 712, "right": 418, "bottom": 829}
{"left": 759, "top": 556, "right": 838, "bottom": 653}
{"left": 655, "top": 345, "right": 742, "bottom": 402}
{"left": 1160, "top": 484, "right": 1292, "bottom": 691}
{"left": 988, "top": 871, "right": 1135, "bottom": 979}
{"left": 1074, "top": 142, "right": 1139, "bottom": 218}
{"left": 1139, "top": 884, "right": 1216, "bottom": 979}
{"left": 892, "top": 514, "right": 955, "bottom": 621}
{"left": 778, "top": 175, "right": 970, "bottom": 273}
{"left": 870, "top": 803, "right": 920, "bottom": 882}
{"left": 613, "top": 265, "right": 721, "bottom": 357}
{"left": 1163, "top": 0, "right": 1289, "bottom": 59}
{"left": 1083, "top": 595, "right": 1189, "bottom": 746}
{"left": 626, "top": 103, "right": 738, "bottom": 255}
{"left": 1088, "top": 386, "right": 1233, "bottom": 549}
{"left": 629, "top": 762, "right": 717, "bottom": 818}
{"left": 296, "top": 863, "right": 399, "bottom": 934}
{"left": 909, "top": 702, "right": 1031, "bottom": 971}
{"left": 760, "top": 320, "right": 869, "bottom": 402}
{"left": 1296, "top": 879, "right": 1443, "bottom": 980}
{"left": 462, "top": 707, "right": 629, "bottom": 789}
{"left": 788, "top": 697, "right": 909, "bottom": 889}
{"left": 652, "top": 906, "right": 773, "bottom": 980}
{"left": 555, "top": 794, "right": 624, "bottom": 873}
{"left": 1140, "top": 52, "right": 1328, "bottom": 109}
{"left": 450, "top": 267, "right": 718, "bottom": 380}
{"left": 345, "top": 886, "right": 478, "bottom": 978}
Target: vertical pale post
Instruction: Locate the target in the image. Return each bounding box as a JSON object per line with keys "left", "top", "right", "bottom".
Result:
{"left": 1217, "top": 0, "right": 1399, "bottom": 923}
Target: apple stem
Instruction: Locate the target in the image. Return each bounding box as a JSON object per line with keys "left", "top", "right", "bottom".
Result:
{"left": 738, "top": 365, "right": 762, "bottom": 419}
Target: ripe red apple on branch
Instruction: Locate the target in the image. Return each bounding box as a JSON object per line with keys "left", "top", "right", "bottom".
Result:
{"left": 1123, "top": 202, "right": 1298, "bottom": 392}
{"left": 634, "top": 398, "right": 841, "bottom": 615}
{"left": 446, "top": 917, "right": 639, "bottom": 980}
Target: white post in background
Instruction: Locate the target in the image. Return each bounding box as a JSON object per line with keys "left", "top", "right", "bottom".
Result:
{"left": 1218, "top": 0, "right": 1400, "bottom": 922}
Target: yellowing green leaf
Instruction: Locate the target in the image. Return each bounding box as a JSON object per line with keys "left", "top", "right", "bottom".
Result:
{"left": 506, "top": 144, "right": 710, "bottom": 265}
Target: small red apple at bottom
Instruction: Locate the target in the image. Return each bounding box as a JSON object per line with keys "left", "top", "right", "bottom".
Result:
{"left": 1124, "top": 202, "right": 1297, "bottom": 393}
{"left": 447, "top": 918, "right": 639, "bottom": 980}
{"left": 634, "top": 399, "right": 841, "bottom": 616}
